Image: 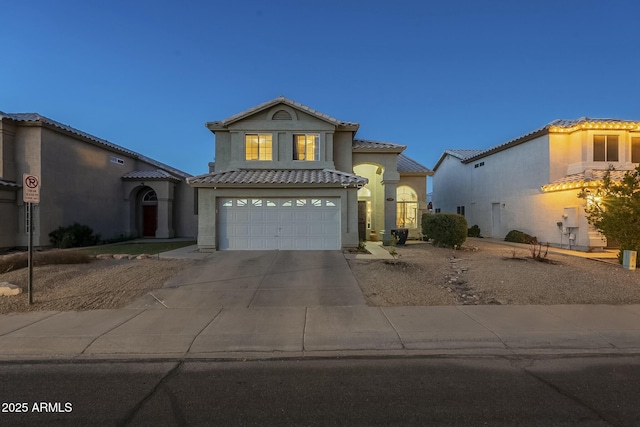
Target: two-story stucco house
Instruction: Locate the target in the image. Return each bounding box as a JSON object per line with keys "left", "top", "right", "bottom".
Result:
{"left": 188, "top": 97, "right": 431, "bottom": 251}
{"left": 433, "top": 117, "right": 640, "bottom": 251}
{"left": 0, "top": 112, "right": 197, "bottom": 249}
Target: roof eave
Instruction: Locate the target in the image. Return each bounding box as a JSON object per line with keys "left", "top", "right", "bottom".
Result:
{"left": 400, "top": 171, "right": 434, "bottom": 177}
{"left": 462, "top": 128, "right": 549, "bottom": 164}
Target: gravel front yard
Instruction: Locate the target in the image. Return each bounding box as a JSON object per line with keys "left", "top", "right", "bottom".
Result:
{"left": 0, "top": 258, "right": 194, "bottom": 314}
{"left": 348, "top": 238, "right": 640, "bottom": 306}
{"left": 1, "top": 238, "right": 639, "bottom": 314}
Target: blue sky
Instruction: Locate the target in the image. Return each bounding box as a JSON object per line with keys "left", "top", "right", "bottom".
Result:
{"left": 3, "top": 0, "right": 640, "bottom": 181}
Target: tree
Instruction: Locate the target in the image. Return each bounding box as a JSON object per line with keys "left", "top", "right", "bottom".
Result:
{"left": 578, "top": 165, "right": 640, "bottom": 263}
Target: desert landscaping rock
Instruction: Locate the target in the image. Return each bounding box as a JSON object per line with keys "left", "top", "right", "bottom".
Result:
{"left": 95, "top": 254, "right": 113, "bottom": 259}
{"left": 0, "top": 282, "right": 22, "bottom": 296}
{"left": 1, "top": 239, "right": 639, "bottom": 314}
{"left": 349, "top": 238, "right": 640, "bottom": 306}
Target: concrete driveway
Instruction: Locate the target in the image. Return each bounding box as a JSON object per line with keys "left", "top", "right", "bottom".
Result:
{"left": 128, "top": 251, "right": 366, "bottom": 309}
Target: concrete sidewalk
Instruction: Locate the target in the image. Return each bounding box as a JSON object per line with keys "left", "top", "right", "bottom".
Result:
{"left": 1, "top": 304, "right": 640, "bottom": 360}
{"left": 1, "top": 242, "right": 639, "bottom": 361}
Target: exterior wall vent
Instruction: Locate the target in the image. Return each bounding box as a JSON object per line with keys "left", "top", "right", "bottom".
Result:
{"left": 110, "top": 156, "right": 124, "bottom": 165}
{"left": 272, "top": 110, "right": 292, "bottom": 120}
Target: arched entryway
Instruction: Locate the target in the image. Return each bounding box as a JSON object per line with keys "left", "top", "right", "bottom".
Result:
{"left": 396, "top": 185, "right": 418, "bottom": 229}
{"left": 141, "top": 188, "right": 158, "bottom": 237}
{"left": 353, "top": 163, "right": 385, "bottom": 241}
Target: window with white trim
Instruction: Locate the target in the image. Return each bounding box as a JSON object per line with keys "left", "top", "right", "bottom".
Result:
{"left": 245, "top": 134, "right": 272, "bottom": 161}
{"left": 632, "top": 137, "right": 640, "bottom": 163}
{"left": 593, "top": 135, "right": 618, "bottom": 162}
{"left": 396, "top": 186, "right": 418, "bottom": 228}
{"left": 293, "top": 134, "right": 319, "bottom": 161}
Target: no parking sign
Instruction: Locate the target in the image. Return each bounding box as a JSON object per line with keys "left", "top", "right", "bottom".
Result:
{"left": 23, "top": 174, "right": 40, "bottom": 203}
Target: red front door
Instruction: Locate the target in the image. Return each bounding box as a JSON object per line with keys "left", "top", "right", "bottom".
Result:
{"left": 143, "top": 205, "right": 157, "bottom": 237}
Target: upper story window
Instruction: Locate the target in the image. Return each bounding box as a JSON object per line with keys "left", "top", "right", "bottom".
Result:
{"left": 293, "top": 134, "right": 319, "bottom": 161}
{"left": 632, "top": 137, "right": 640, "bottom": 163}
{"left": 593, "top": 135, "right": 618, "bottom": 162}
{"left": 245, "top": 134, "right": 272, "bottom": 161}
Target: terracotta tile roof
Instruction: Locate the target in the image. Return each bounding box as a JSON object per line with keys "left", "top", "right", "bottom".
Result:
{"left": 188, "top": 169, "right": 368, "bottom": 187}
{"left": 397, "top": 154, "right": 433, "bottom": 175}
{"left": 462, "top": 118, "right": 640, "bottom": 164}
{"left": 0, "top": 112, "right": 192, "bottom": 179}
{"left": 0, "top": 179, "right": 20, "bottom": 189}
{"left": 541, "top": 169, "right": 633, "bottom": 192}
{"left": 548, "top": 117, "right": 640, "bottom": 130}
{"left": 207, "top": 96, "right": 359, "bottom": 129}
{"left": 352, "top": 139, "right": 406, "bottom": 151}
{"left": 122, "top": 170, "right": 183, "bottom": 182}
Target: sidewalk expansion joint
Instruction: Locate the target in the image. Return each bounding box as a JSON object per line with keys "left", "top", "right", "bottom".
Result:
{"left": 79, "top": 309, "right": 148, "bottom": 356}
{"left": 380, "top": 308, "right": 407, "bottom": 350}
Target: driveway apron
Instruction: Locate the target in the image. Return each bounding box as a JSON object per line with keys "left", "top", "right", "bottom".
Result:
{"left": 128, "top": 250, "right": 365, "bottom": 309}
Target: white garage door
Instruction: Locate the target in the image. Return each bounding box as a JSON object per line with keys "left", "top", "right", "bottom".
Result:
{"left": 218, "top": 197, "right": 341, "bottom": 250}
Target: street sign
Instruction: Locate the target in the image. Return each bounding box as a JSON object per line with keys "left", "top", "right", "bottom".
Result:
{"left": 23, "top": 174, "right": 40, "bottom": 203}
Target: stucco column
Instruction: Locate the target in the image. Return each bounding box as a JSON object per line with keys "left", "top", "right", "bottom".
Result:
{"left": 156, "top": 197, "right": 175, "bottom": 238}
{"left": 382, "top": 170, "right": 400, "bottom": 245}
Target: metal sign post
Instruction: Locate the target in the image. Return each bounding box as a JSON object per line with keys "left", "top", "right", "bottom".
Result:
{"left": 28, "top": 203, "right": 33, "bottom": 304}
{"left": 23, "top": 174, "right": 40, "bottom": 306}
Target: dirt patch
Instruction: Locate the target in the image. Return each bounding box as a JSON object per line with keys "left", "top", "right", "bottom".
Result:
{"left": 349, "top": 238, "right": 640, "bottom": 306}
{"left": 0, "top": 258, "right": 194, "bottom": 314}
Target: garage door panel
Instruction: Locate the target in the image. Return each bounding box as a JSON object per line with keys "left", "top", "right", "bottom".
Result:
{"left": 218, "top": 197, "right": 340, "bottom": 250}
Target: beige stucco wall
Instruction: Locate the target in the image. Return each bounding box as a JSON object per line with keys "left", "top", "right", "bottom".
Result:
{"left": 219, "top": 107, "right": 337, "bottom": 171}
{"left": 433, "top": 131, "right": 622, "bottom": 250}
{"left": 398, "top": 174, "right": 428, "bottom": 238}
{"left": 0, "top": 188, "right": 18, "bottom": 248}
{"left": 2, "top": 122, "right": 196, "bottom": 248}
{"left": 0, "top": 121, "right": 18, "bottom": 182}
{"left": 353, "top": 152, "right": 400, "bottom": 243}
{"left": 36, "top": 126, "right": 138, "bottom": 244}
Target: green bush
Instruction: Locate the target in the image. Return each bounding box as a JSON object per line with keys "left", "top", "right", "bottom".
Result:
{"left": 422, "top": 213, "right": 468, "bottom": 248}
{"left": 49, "top": 223, "right": 101, "bottom": 248}
{"left": 421, "top": 213, "right": 435, "bottom": 240}
{"left": 504, "top": 230, "right": 537, "bottom": 244}
{"left": 468, "top": 224, "right": 481, "bottom": 237}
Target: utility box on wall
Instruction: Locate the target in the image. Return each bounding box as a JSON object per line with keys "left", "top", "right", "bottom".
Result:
{"left": 563, "top": 207, "right": 579, "bottom": 228}
{"left": 623, "top": 250, "right": 637, "bottom": 271}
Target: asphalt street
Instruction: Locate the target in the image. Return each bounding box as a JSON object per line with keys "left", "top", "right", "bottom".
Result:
{"left": 1, "top": 356, "right": 639, "bottom": 426}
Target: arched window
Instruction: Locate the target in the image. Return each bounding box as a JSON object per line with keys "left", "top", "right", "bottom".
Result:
{"left": 357, "top": 187, "right": 371, "bottom": 198}
{"left": 142, "top": 189, "right": 157, "bottom": 204}
{"left": 396, "top": 186, "right": 418, "bottom": 228}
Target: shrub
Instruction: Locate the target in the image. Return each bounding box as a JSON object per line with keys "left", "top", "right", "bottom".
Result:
{"left": 422, "top": 213, "right": 468, "bottom": 248}
{"left": 49, "top": 223, "right": 101, "bottom": 248}
{"left": 505, "top": 230, "right": 537, "bottom": 244}
{"left": 421, "top": 213, "right": 435, "bottom": 240}
{"left": 468, "top": 225, "right": 481, "bottom": 237}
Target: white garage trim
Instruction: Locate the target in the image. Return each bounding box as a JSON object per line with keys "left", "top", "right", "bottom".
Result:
{"left": 218, "top": 197, "right": 341, "bottom": 250}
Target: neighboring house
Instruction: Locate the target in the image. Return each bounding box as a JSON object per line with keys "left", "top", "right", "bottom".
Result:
{"left": 433, "top": 117, "right": 640, "bottom": 251}
{"left": 0, "top": 112, "right": 197, "bottom": 249}
{"left": 188, "top": 97, "right": 431, "bottom": 250}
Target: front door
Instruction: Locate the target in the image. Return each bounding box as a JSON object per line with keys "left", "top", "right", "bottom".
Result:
{"left": 143, "top": 205, "right": 157, "bottom": 237}
{"left": 358, "top": 201, "right": 367, "bottom": 241}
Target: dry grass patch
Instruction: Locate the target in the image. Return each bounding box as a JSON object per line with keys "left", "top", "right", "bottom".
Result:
{"left": 0, "top": 250, "right": 91, "bottom": 273}
{"left": 0, "top": 258, "right": 194, "bottom": 313}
